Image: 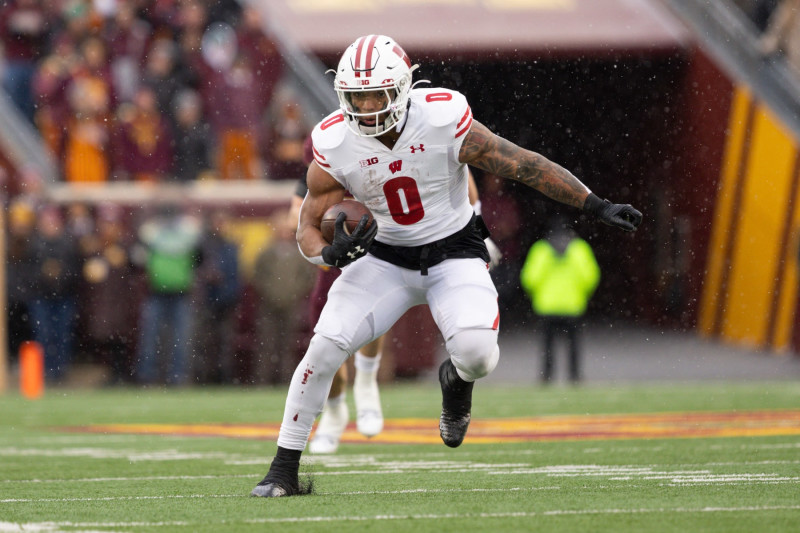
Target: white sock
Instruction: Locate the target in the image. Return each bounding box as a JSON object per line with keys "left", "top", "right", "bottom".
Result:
{"left": 326, "top": 391, "right": 346, "bottom": 408}
{"left": 354, "top": 351, "right": 381, "bottom": 375}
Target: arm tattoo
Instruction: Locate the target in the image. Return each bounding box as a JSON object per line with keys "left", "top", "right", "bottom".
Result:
{"left": 460, "top": 121, "right": 590, "bottom": 208}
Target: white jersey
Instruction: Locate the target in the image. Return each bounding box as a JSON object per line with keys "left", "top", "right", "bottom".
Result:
{"left": 311, "top": 88, "right": 475, "bottom": 247}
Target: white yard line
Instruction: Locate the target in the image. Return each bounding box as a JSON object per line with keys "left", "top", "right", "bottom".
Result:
{"left": 3, "top": 506, "right": 800, "bottom": 530}
{"left": 0, "top": 487, "right": 561, "bottom": 503}
{"left": 0, "top": 447, "right": 254, "bottom": 462}
{"left": 0, "top": 494, "right": 240, "bottom": 503}
{"left": 1, "top": 474, "right": 255, "bottom": 484}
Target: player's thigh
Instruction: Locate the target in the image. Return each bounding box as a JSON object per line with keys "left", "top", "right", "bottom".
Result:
{"left": 425, "top": 258, "right": 499, "bottom": 341}
{"left": 315, "top": 255, "right": 422, "bottom": 353}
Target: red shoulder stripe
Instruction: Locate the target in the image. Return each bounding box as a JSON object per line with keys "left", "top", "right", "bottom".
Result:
{"left": 455, "top": 116, "right": 473, "bottom": 139}
{"left": 457, "top": 106, "right": 472, "bottom": 129}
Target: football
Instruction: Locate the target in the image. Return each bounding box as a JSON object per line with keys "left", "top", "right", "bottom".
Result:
{"left": 320, "top": 200, "right": 374, "bottom": 243}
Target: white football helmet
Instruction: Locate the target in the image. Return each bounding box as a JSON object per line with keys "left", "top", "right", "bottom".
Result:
{"left": 333, "top": 35, "right": 418, "bottom": 137}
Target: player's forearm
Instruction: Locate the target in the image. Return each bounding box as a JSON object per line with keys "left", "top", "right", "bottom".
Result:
{"left": 296, "top": 225, "right": 328, "bottom": 265}
{"left": 461, "top": 121, "right": 590, "bottom": 209}
{"left": 511, "top": 151, "right": 590, "bottom": 209}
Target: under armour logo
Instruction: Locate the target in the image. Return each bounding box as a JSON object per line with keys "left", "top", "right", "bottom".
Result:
{"left": 347, "top": 245, "right": 365, "bottom": 259}
{"left": 410, "top": 144, "right": 425, "bottom": 153}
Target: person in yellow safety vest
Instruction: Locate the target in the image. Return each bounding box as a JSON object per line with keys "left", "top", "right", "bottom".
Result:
{"left": 520, "top": 218, "right": 600, "bottom": 383}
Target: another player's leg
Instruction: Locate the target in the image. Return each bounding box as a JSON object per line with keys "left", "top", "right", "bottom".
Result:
{"left": 308, "top": 365, "right": 349, "bottom": 454}
{"left": 251, "top": 335, "right": 348, "bottom": 497}
{"left": 353, "top": 335, "right": 385, "bottom": 437}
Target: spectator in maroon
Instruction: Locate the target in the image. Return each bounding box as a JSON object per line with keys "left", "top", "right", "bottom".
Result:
{"left": 103, "top": 1, "right": 153, "bottom": 104}
{"left": 69, "top": 36, "right": 118, "bottom": 113}
{"left": 0, "top": 0, "right": 51, "bottom": 123}
{"left": 265, "top": 98, "right": 309, "bottom": 181}
{"left": 236, "top": 4, "right": 284, "bottom": 112}
{"left": 145, "top": 0, "right": 181, "bottom": 32}
{"left": 206, "top": 54, "right": 264, "bottom": 180}
{"left": 480, "top": 174, "right": 524, "bottom": 264}
{"left": 112, "top": 84, "right": 175, "bottom": 182}
{"left": 31, "top": 38, "right": 76, "bottom": 158}
{"left": 479, "top": 174, "right": 525, "bottom": 324}
{"left": 79, "top": 203, "right": 138, "bottom": 384}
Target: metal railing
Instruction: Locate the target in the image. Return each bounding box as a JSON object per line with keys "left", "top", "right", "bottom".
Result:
{"left": 662, "top": 0, "right": 800, "bottom": 138}
{"left": 0, "top": 89, "right": 58, "bottom": 184}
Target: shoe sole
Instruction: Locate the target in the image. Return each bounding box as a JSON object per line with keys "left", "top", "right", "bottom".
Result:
{"left": 251, "top": 482, "right": 291, "bottom": 498}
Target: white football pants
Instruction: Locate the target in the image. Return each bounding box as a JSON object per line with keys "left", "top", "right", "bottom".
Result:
{"left": 276, "top": 255, "right": 500, "bottom": 451}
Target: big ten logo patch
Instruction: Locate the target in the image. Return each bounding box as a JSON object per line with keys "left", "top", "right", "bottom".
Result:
{"left": 360, "top": 157, "right": 379, "bottom": 168}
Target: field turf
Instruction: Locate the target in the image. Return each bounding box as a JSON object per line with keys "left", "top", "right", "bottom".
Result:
{"left": 1, "top": 382, "right": 799, "bottom": 532}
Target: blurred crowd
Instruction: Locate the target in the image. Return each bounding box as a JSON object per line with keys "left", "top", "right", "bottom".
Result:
{"left": 4, "top": 175, "right": 526, "bottom": 387}
{"left": 0, "top": 0, "right": 534, "bottom": 387}
{"left": 0, "top": 0, "right": 310, "bottom": 184}
{"left": 6, "top": 194, "right": 320, "bottom": 386}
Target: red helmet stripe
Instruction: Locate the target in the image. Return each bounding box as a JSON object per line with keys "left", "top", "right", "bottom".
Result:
{"left": 362, "top": 34, "right": 378, "bottom": 78}
{"left": 392, "top": 45, "right": 412, "bottom": 67}
{"left": 353, "top": 36, "right": 366, "bottom": 78}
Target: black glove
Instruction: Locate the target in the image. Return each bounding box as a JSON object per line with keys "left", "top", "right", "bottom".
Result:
{"left": 321, "top": 212, "right": 378, "bottom": 268}
{"left": 583, "top": 193, "right": 642, "bottom": 232}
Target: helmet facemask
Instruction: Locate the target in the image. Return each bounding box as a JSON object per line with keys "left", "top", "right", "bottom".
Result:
{"left": 336, "top": 75, "right": 412, "bottom": 137}
{"left": 333, "top": 35, "right": 418, "bottom": 137}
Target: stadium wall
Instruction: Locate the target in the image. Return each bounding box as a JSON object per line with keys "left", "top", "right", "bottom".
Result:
{"left": 698, "top": 82, "right": 800, "bottom": 354}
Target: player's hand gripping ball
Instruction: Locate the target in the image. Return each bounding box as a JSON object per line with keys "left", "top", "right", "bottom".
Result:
{"left": 320, "top": 200, "right": 378, "bottom": 268}
{"left": 320, "top": 200, "right": 374, "bottom": 242}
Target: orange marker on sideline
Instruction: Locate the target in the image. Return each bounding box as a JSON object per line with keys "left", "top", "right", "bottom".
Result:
{"left": 20, "top": 341, "right": 45, "bottom": 399}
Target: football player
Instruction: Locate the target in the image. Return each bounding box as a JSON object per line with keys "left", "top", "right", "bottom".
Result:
{"left": 253, "top": 35, "right": 641, "bottom": 497}
{"left": 292, "top": 138, "right": 501, "bottom": 455}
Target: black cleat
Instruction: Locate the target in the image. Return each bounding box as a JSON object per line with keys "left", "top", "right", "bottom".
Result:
{"left": 250, "top": 456, "right": 300, "bottom": 498}
{"left": 438, "top": 359, "right": 474, "bottom": 448}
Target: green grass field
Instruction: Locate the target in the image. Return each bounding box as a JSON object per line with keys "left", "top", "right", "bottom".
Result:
{"left": 1, "top": 381, "right": 800, "bottom": 532}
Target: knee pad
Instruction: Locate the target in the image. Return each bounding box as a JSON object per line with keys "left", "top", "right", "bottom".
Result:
{"left": 445, "top": 329, "right": 499, "bottom": 381}
{"left": 301, "top": 334, "right": 350, "bottom": 379}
